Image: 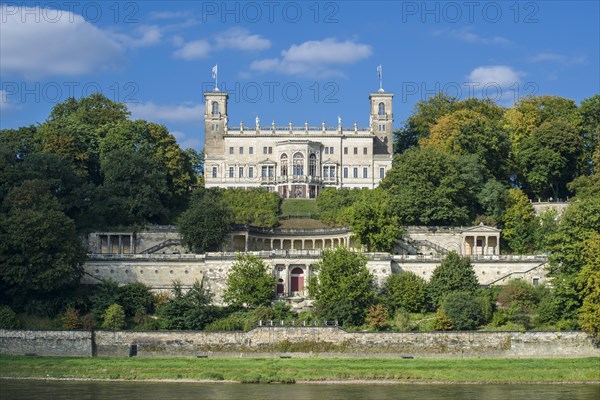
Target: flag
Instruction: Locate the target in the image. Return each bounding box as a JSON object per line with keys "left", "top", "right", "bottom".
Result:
{"left": 212, "top": 64, "right": 218, "bottom": 79}
{"left": 377, "top": 65, "right": 382, "bottom": 80}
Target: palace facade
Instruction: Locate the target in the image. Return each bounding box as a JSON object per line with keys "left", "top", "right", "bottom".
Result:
{"left": 203, "top": 89, "right": 394, "bottom": 198}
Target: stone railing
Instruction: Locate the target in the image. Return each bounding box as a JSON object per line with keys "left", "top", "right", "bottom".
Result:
{"left": 240, "top": 225, "right": 351, "bottom": 235}
{"left": 393, "top": 254, "right": 548, "bottom": 263}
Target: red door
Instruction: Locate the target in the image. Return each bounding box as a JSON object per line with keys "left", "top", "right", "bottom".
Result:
{"left": 290, "top": 267, "right": 304, "bottom": 293}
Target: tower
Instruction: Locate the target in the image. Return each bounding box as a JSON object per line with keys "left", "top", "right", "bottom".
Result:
{"left": 369, "top": 91, "right": 394, "bottom": 155}
{"left": 203, "top": 90, "right": 228, "bottom": 158}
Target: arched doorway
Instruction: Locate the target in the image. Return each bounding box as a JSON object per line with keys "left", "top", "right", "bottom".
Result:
{"left": 277, "top": 278, "right": 285, "bottom": 296}
{"left": 290, "top": 267, "right": 304, "bottom": 295}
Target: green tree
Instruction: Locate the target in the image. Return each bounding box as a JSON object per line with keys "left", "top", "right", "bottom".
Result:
{"left": 178, "top": 188, "right": 232, "bottom": 253}
{"left": 517, "top": 120, "right": 583, "bottom": 199}
{"left": 578, "top": 94, "right": 600, "bottom": 174}
{"left": 576, "top": 234, "right": 600, "bottom": 337}
{"left": 383, "top": 272, "right": 428, "bottom": 313}
{"left": 309, "top": 247, "right": 375, "bottom": 326}
{"left": 443, "top": 292, "right": 484, "bottom": 330}
{"left": 101, "top": 304, "right": 126, "bottom": 330}
{"left": 222, "top": 188, "right": 280, "bottom": 227}
{"left": 158, "top": 281, "right": 218, "bottom": 330}
{"left": 0, "top": 305, "right": 21, "bottom": 329}
{"left": 381, "top": 148, "right": 483, "bottom": 225}
{"left": 502, "top": 189, "right": 537, "bottom": 254}
{"left": 223, "top": 254, "right": 277, "bottom": 308}
{"left": 0, "top": 180, "right": 85, "bottom": 305}
{"left": 317, "top": 188, "right": 366, "bottom": 225}
{"left": 347, "top": 189, "right": 403, "bottom": 252}
{"left": 100, "top": 148, "right": 170, "bottom": 226}
{"left": 61, "top": 306, "right": 82, "bottom": 330}
{"left": 428, "top": 252, "right": 479, "bottom": 307}
{"left": 118, "top": 282, "right": 154, "bottom": 317}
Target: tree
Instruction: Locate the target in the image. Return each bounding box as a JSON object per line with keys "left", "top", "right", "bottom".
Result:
{"left": 443, "top": 292, "right": 484, "bottom": 330}
{"left": 428, "top": 252, "right": 479, "bottom": 307}
{"left": 317, "top": 188, "right": 366, "bottom": 225}
{"left": 0, "top": 180, "right": 86, "bottom": 306}
{"left": 502, "top": 189, "right": 537, "bottom": 254}
{"left": 517, "top": 120, "right": 583, "bottom": 199}
{"left": 577, "top": 234, "right": 600, "bottom": 337}
{"left": 223, "top": 254, "right": 277, "bottom": 308}
{"left": 118, "top": 282, "right": 154, "bottom": 317}
{"left": 61, "top": 306, "right": 82, "bottom": 330}
{"left": 394, "top": 92, "right": 457, "bottom": 153}
{"left": 578, "top": 94, "right": 600, "bottom": 174}
{"left": 101, "top": 303, "right": 126, "bottom": 330}
{"left": 100, "top": 148, "right": 170, "bottom": 226}
{"left": 421, "top": 108, "right": 511, "bottom": 181}
{"left": 158, "top": 280, "right": 218, "bottom": 330}
{"left": 383, "top": 272, "right": 428, "bottom": 313}
{"left": 367, "top": 304, "right": 389, "bottom": 331}
{"left": 309, "top": 247, "right": 375, "bottom": 326}
{"left": 381, "top": 147, "right": 483, "bottom": 225}
{"left": 178, "top": 188, "right": 232, "bottom": 253}
{"left": 222, "top": 188, "right": 280, "bottom": 227}
{"left": 347, "top": 189, "right": 403, "bottom": 252}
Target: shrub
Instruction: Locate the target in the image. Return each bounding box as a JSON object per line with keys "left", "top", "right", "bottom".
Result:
{"left": 383, "top": 272, "right": 428, "bottom": 313}
{"left": 443, "top": 292, "right": 484, "bottom": 330}
{"left": 101, "top": 303, "right": 126, "bottom": 330}
{"left": 0, "top": 305, "right": 21, "bottom": 329}
{"left": 433, "top": 308, "right": 453, "bottom": 331}
{"left": 61, "top": 306, "right": 81, "bottom": 330}
{"left": 367, "top": 304, "right": 389, "bottom": 331}
{"left": 393, "top": 310, "right": 414, "bottom": 332}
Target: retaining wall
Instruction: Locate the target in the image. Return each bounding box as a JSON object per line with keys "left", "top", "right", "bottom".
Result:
{"left": 1, "top": 329, "right": 597, "bottom": 358}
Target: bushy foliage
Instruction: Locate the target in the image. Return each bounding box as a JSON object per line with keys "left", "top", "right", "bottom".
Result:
{"left": 383, "top": 272, "right": 428, "bottom": 313}
{"left": 223, "top": 254, "right": 277, "bottom": 308}
{"left": 316, "top": 188, "right": 366, "bottom": 225}
{"left": 428, "top": 252, "right": 479, "bottom": 307}
{"left": 443, "top": 292, "right": 484, "bottom": 330}
{"left": 433, "top": 308, "right": 453, "bottom": 331}
{"left": 367, "top": 304, "right": 389, "bottom": 331}
{"left": 222, "top": 188, "right": 280, "bottom": 227}
{"left": 0, "top": 305, "right": 21, "bottom": 329}
{"left": 61, "top": 306, "right": 82, "bottom": 330}
{"left": 309, "top": 247, "right": 375, "bottom": 326}
{"left": 157, "top": 281, "right": 219, "bottom": 330}
{"left": 101, "top": 303, "right": 125, "bottom": 330}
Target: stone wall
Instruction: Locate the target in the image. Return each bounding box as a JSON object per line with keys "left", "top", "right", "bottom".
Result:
{"left": 1, "top": 329, "right": 597, "bottom": 358}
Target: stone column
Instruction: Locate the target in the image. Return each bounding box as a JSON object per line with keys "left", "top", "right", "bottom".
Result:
{"left": 118, "top": 235, "right": 123, "bottom": 254}
{"left": 495, "top": 234, "right": 500, "bottom": 255}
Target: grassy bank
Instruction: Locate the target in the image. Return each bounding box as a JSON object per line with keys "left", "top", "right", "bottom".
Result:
{"left": 1, "top": 356, "right": 599, "bottom": 383}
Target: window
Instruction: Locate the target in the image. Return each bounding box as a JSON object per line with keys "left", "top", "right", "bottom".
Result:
{"left": 353, "top": 147, "right": 358, "bottom": 155}
{"left": 323, "top": 166, "right": 328, "bottom": 178}
{"left": 329, "top": 146, "right": 334, "bottom": 154}
{"left": 309, "top": 154, "right": 317, "bottom": 176}
{"left": 363, "top": 147, "right": 368, "bottom": 155}
{"left": 330, "top": 166, "right": 335, "bottom": 177}
{"left": 239, "top": 167, "right": 244, "bottom": 177}
{"left": 379, "top": 124, "right": 385, "bottom": 132}
{"left": 212, "top": 167, "right": 217, "bottom": 178}
{"left": 280, "top": 154, "right": 288, "bottom": 176}
{"left": 343, "top": 167, "right": 348, "bottom": 178}
{"left": 212, "top": 101, "right": 219, "bottom": 116}
{"left": 324, "top": 147, "right": 329, "bottom": 155}
{"left": 378, "top": 102, "right": 385, "bottom": 116}
{"left": 229, "top": 166, "right": 234, "bottom": 178}
{"left": 353, "top": 167, "right": 358, "bottom": 178}
{"left": 261, "top": 165, "right": 274, "bottom": 179}
{"left": 249, "top": 147, "right": 254, "bottom": 155}
{"left": 229, "top": 147, "right": 234, "bottom": 155}
{"left": 293, "top": 152, "right": 304, "bottom": 176}
{"left": 249, "top": 167, "right": 254, "bottom": 178}
{"left": 344, "top": 147, "right": 348, "bottom": 155}
{"left": 212, "top": 123, "right": 219, "bottom": 131}
{"left": 379, "top": 167, "right": 385, "bottom": 179}
{"left": 263, "top": 146, "right": 268, "bottom": 154}
{"left": 363, "top": 167, "right": 368, "bottom": 178}
{"left": 239, "top": 147, "right": 243, "bottom": 154}
{"left": 268, "top": 146, "right": 273, "bottom": 154}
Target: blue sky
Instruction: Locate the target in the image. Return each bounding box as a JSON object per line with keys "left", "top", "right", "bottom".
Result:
{"left": 1, "top": 1, "right": 599, "bottom": 151}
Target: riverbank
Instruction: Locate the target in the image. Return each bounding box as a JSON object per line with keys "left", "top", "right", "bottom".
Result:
{"left": 1, "top": 356, "right": 599, "bottom": 384}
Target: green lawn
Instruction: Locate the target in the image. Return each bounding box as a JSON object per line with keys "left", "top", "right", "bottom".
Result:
{"left": 280, "top": 199, "right": 319, "bottom": 218}
{"left": 1, "top": 356, "right": 598, "bottom": 383}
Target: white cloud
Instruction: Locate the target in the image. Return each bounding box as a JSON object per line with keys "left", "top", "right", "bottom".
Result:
{"left": 173, "top": 39, "right": 211, "bottom": 60}
{"left": 114, "top": 25, "right": 162, "bottom": 48}
{"left": 434, "top": 28, "right": 510, "bottom": 45}
{"left": 249, "top": 38, "right": 372, "bottom": 77}
{"left": 1, "top": 5, "right": 123, "bottom": 79}
{"left": 528, "top": 52, "right": 586, "bottom": 65}
{"left": 128, "top": 102, "right": 204, "bottom": 123}
{"left": 171, "top": 130, "right": 202, "bottom": 150}
{"left": 214, "top": 27, "right": 271, "bottom": 51}
{"left": 467, "top": 65, "right": 523, "bottom": 87}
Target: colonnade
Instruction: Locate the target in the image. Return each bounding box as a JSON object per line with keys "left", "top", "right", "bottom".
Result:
{"left": 463, "top": 235, "right": 499, "bottom": 256}
{"left": 98, "top": 234, "right": 135, "bottom": 254}
{"left": 235, "top": 235, "right": 353, "bottom": 251}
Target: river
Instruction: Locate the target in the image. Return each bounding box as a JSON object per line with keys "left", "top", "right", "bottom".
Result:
{"left": 1, "top": 380, "right": 599, "bottom": 400}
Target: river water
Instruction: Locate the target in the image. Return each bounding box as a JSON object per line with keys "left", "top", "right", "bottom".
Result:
{"left": 1, "top": 380, "right": 599, "bottom": 400}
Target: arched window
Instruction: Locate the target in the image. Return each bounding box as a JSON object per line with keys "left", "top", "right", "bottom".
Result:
{"left": 293, "top": 152, "right": 304, "bottom": 176}
{"left": 280, "top": 154, "right": 288, "bottom": 176}
{"left": 378, "top": 102, "right": 385, "bottom": 116}
{"left": 290, "top": 267, "right": 304, "bottom": 293}
{"left": 212, "top": 101, "right": 219, "bottom": 116}
{"left": 308, "top": 153, "right": 317, "bottom": 176}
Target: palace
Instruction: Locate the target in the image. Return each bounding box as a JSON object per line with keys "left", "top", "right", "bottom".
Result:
{"left": 203, "top": 88, "right": 394, "bottom": 198}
